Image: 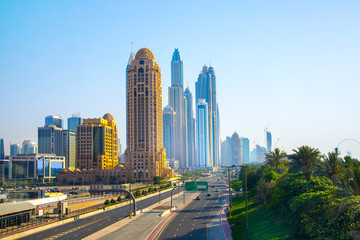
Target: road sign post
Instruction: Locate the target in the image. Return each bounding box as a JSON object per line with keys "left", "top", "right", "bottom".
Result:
{"left": 185, "top": 181, "right": 208, "bottom": 192}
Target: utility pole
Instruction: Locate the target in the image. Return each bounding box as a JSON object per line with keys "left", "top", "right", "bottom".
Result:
{"left": 227, "top": 167, "right": 232, "bottom": 217}
{"left": 244, "top": 165, "right": 248, "bottom": 240}
{"left": 159, "top": 177, "right": 161, "bottom": 204}
{"left": 183, "top": 168, "right": 185, "bottom": 204}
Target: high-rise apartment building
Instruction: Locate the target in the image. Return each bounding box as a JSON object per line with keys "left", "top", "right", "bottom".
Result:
{"left": 196, "top": 99, "right": 210, "bottom": 168}
{"left": 221, "top": 137, "right": 232, "bottom": 166}
{"left": 68, "top": 114, "right": 82, "bottom": 132}
{"left": 0, "top": 139, "right": 4, "bottom": 159}
{"left": 45, "top": 115, "right": 63, "bottom": 128}
{"left": 63, "top": 130, "right": 76, "bottom": 168}
{"left": 231, "top": 132, "right": 241, "bottom": 165}
{"left": 76, "top": 113, "right": 118, "bottom": 170}
{"left": 241, "top": 137, "right": 250, "bottom": 164}
{"left": 168, "top": 48, "right": 187, "bottom": 168}
{"left": 10, "top": 143, "right": 20, "bottom": 156}
{"left": 266, "top": 131, "right": 272, "bottom": 152}
{"left": 21, "top": 140, "right": 38, "bottom": 154}
{"left": 163, "top": 105, "right": 176, "bottom": 160}
{"left": 195, "top": 65, "right": 220, "bottom": 167}
{"left": 125, "top": 48, "right": 172, "bottom": 181}
{"left": 184, "top": 87, "right": 196, "bottom": 167}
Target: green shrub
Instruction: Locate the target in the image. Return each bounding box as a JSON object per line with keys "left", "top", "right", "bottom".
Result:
{"left": 264, "top": 171, "right": 280, "bottom": 182}
{"left": 104, "top": 199, "right": 110, "bottom": 205}
{"left": 110, "top": 199, "right": 116, "bottom": 204}
{"left": 117, "top": 196, "right": 121, "bottom": 201}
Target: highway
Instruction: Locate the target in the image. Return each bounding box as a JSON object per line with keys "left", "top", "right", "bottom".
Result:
{"left": 19, "top": 188, "right": 182, "bottom": 240}
{"left": 156, "top": 179, "right": 227, "bottom": 240}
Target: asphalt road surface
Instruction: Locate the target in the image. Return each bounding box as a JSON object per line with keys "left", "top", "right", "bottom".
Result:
{"left": 157, "top": 180, "right": 227, "bottom": 240}
{"left": 19, "top": 188, "right": 183, "bottom": 240}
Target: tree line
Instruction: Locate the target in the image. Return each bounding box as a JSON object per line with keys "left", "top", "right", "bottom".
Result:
{"left": 239, "top": 145, "right": 360, "bottom": 239}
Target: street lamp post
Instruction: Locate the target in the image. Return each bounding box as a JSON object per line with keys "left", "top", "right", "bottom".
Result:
{"left": 183, "top": 168, "right": 185, "bottom": 204}
{"left": 244, "top": 164, "right": 249, "bottom": 240}
{"left": 159, "top": 177, "right": 161, "bottom": 204}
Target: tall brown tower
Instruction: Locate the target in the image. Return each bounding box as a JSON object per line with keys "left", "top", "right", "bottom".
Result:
{"left": 125, "top": 48, "right": 171, "bottom": 181}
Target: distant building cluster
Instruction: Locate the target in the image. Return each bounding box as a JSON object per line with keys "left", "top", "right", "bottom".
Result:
{"left": 221, "top": 130, "right": 272, "bottom": 165}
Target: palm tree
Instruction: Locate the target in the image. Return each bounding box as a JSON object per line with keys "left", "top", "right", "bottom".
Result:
{"left": 322, "top": 152, "right": 343, "bottom": 183}
{"left": 264, "top": 148, "right": 287, "bottom": 174}
{"left": 288, "top": 145, "right": 322, "bottom": 174}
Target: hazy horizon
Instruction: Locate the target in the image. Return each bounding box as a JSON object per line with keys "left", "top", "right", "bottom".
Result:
{"left": 1, "top": 1, "right": 359, "bottom": 159}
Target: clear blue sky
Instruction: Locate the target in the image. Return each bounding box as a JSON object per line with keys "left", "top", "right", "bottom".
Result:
{"left": 1, "top": 0, "right": 360, "bottom": 158}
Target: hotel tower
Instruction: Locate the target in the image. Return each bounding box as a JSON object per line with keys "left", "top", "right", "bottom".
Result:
{"left": 125, "top": 48, "right": 172, "bottom": 181}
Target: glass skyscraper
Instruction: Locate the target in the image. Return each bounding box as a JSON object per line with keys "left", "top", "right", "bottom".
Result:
{"left": 184, "top": 87, "right": 196, "bottom": 167}
{"left": 163, "top": 105, "right": 176, "bottom": 160}
{"left": 195, "top": 65, "right": 220, "bottom": 167}
{"left": 10, "top": 143, "right": 20, "bottom": 156}
{"left": 68, "top": 114, "right": 82, "bottom": 132}
{"left": 196, "top": 99, "right": 210, "bottom": 168}
{"left": 0, "top": 139, "right": 4, "bottom": 159}
{"left": 45, "top": 115, "right": 63, "bottom": 128}
{"left": 168, "top": 48, "right": 187, "bottom": 168}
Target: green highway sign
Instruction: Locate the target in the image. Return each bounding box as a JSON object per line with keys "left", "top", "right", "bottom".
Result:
{"left": 185, "top": 181, "right": 208, "bottom": 192}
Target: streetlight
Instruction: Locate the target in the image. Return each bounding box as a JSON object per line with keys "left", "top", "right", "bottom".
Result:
{"left": 221, "top": 165, "right": 238, "bottom": 218}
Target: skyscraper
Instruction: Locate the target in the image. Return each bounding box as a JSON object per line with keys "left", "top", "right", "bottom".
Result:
{"left": 45, "top": 115, "right": 63, "bottom": 128}
{"left": 163, "top": 105, "right": 176, "bottom": 160}
{"left": 231, "top": 132, "right": 241, "bottom": 165}
{"left": 195, "top": 65, "right": 220, "bottom": 167}
{"left": 168, "top": 48, "right": 187, "bottom": 168}
{"left": 0, "top": 139, "right": 4, "bottom": 159}
{"left": 184, "top": 87, "right": 196, "bottom": 167}
{"left": 21, "top": 140, "right": 38, "bottom": 154}
{"left": 38, "top": 125, "right": 63, "bottom": 156}
{"left": 76, "top": 113, "right": 118, "bottom": 170}
{"left": 125, "top": 48, "right": 172, "bottom": 181}
{"left": 68, "top": 113, "right": 82, "bottom": 132}
{"left": 10, "top": 143, "right": 20, "bottom": 156}
{"left": 266, "top": 131, "right": 272, "bottom": 152}
{"left": 196, "top": 99, "right": 210, "bottom": 168}
{"left": 63, "top": 130, "right": 76, "bottom": 168}
{"left": 241, "top": 137, "right": 250, "bottom": 164}
{"left": 221, "top": 137, "right": 232, "bottom": 166}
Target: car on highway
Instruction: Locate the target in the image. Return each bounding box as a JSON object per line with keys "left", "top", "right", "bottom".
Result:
{"left": 215, "top": 188, "right": 219, "bottom": 192}
{"left": 195, "top": 196, "right": 201, "bottom": 200}
{"left": 207, "top": 193, "right": 211, "bottom": 196}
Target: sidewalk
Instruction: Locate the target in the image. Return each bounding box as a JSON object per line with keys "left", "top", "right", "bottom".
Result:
{"left": 84, "top": 191, "right": 196, "bottom": 240}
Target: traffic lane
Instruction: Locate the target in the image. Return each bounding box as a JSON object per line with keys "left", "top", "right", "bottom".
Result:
{"left": 157, "top": 192, "right": 224, "bottom": 240}
{"left": 19, "top": 189, "right": 182, "bottom": 240}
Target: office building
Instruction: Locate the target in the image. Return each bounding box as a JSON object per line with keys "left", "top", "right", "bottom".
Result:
{"left": 76, "top": 113, "right": 118, "bottom": 170}
{"left": 9, "top": 154, "right": 64, "bottom": 182}
{"left": 0, "top": 139, "right": 4, "bottom": 159}
{"left": 241, "top": 137, "right": 250, "bottom": 164}
{"left": 125, "top": 48, "right": 173, "bottom": 181}
{"left": 184, "top": 87, "right": 196, "bottom": 167}
{"left": 266, "top": 131, "right": 272, "bottom": 152}
{"left": 63, "top": 130, "right": 76, "bottom": 168}
{"left": 221, "top": 137, "right": 232, "bottom": 166}
{"left": 196, "top": 99, "right": 210, "bottom": 168}
{"left": 195, "top": 65, "right": 220, "bottom": 167}
{"left": 21, "top": 140, "right": 38, "bottom": 154}
{"left": 45, "top": 115, "right": 63, "bottom": 128}
{"left": 163, "top": 105, "right": 176, "bottom": 160}
{"left": 68, "top": 113, "right": 82, "bottom": 132}
{"left": 38, "top": 125, "right": 63, "bottom": 156}
{"left": 231, "top": 132, "right": 241, "bottom": 165}
{"left": 10, "top": 143, "right": 20, "bottom": 156}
